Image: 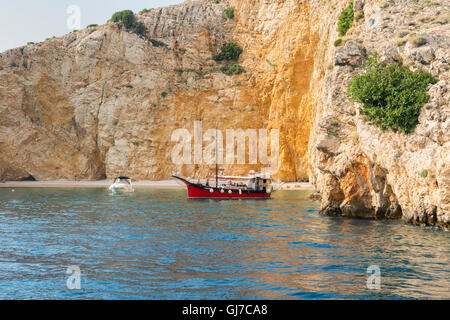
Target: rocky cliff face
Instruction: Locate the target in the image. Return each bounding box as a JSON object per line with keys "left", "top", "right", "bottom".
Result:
{"left": 308, "top": 0, "right": 449, "bottom": 229}
{"left": 0, "top": 0, "right": 448, "bottom": 228}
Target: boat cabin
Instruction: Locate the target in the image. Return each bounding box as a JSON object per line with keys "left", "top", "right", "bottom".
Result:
{"left": 109, "top": 176, "right": 134, "bottom": 192}
{"left": 115, "top": 176, "right": 132, "bottom": 184}
{"left": 248, "top": 176, "right": 272, "bottom": 192}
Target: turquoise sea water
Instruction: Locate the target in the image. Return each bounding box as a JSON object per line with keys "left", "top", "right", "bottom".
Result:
{"left": 0, "top": 187, "right": 448, "bottom": 300}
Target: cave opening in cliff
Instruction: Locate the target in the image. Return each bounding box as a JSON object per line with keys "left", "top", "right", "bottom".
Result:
{"left": 21, "top": 175, "right": 36, "bottom": 182}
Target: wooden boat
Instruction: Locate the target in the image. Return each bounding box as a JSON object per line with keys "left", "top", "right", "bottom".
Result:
{"left": 173, "top": 127, "right": 275, "bottom": 199}
{"left": 172, "top": 171, "right": 273, "bottom": 199}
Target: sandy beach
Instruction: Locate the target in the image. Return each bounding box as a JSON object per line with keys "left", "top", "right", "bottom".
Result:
{"left": 0, "top": 180, "right": 183, "bottom": 189}
{"left": 0, "top": 180, "right": 314, "bottom": 190}
{"left": 279, "top": 182, "right": 315, "bottom": 191}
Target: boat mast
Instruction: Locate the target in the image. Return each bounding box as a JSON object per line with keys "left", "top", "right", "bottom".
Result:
{"left": 215, "top": 126, "right": 218, "bottom": 188}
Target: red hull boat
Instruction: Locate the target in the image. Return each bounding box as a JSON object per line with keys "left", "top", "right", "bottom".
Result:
{"left": 172, "top": 174, "right": 272, "bottom": 199}
{"left": 173, "top": 128, "right": 274, "bottom": 199}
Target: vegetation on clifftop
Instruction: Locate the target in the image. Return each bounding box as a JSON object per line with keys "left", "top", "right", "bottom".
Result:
{"left": 109, "top": 10, "right": 147, "bottom": 36}
{"left": 139, "top": 8, "right": 153, "bottom": 15}
{"left": 110, "top": 10, "right": 135, "bottom": 28}
{"left": 349, "top": 55, "right": 437, "bottom": 134}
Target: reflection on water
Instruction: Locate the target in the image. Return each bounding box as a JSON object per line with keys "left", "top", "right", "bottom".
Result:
{"left": 0, "top": 188, "right": 448, "bottom": 299}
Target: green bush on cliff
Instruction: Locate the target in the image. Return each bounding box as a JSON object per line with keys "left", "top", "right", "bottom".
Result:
{"left": 132, "top": 21, "right": 147, "bottom": 36}
{"left": 139, "top": 8, "right": 153, "bottom": 15}
{"left": 337, "top": 1, "right": 354, "bottom": 36}
{"left": 213, "top": 42, "right": 243, "bottom": 61}
{"left": 348, "top": 54, "right": 437, "bottom": 134}
{"left": 220, "top": 64, "right": 244, "bottom": 75}
{"left": 109, "top": 10, "right": 147, "bottom": 36}
{"left": 225, "top": 7, "right": 235, "bottom": 19}
{"left": 110, "top": 10, "right": 135, "bottom": 28}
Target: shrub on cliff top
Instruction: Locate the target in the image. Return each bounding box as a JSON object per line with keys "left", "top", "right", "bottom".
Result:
{"left": 348, "top": 54, "right": 437, "bottom": 134}
{"left": 139, "top": 8, "right": 153, "bottom": 15}
{"left": 109, "top": 10, "right": 147, "bottom": 36}
{"left": 213, "top": 42, "right": 243, "bottom": 61}
{"left": 338, "top": 1, "right": 354, "bottom": 36}
{"left": 110, "top": 10, "right": 135, "bottom": 28}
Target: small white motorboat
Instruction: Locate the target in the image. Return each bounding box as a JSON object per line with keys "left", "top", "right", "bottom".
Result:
{"left": 109, "top": 176, "right": 134, "bottom": 192}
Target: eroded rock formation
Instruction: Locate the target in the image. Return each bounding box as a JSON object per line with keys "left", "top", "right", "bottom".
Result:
{"left": 0, "top": 0, "right": 448, "bottom": 228}
{"left": 308, "top": 0, "right": 449, "bottom": 229}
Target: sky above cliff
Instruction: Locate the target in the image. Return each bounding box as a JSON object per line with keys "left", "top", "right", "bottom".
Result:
{"left": 0, "top": 0, "right": 185, "bottom": 52}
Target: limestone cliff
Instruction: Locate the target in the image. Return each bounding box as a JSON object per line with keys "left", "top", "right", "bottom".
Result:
{"left": 308, "top": 0, "right": 449, "bottom": 229}
{"left": 0, "top": 0, "right": 448, "bottom": 228}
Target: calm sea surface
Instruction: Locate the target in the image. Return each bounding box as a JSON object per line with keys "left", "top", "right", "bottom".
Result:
{"left": 0, "top": 188, "right": 448, "bottom": 300}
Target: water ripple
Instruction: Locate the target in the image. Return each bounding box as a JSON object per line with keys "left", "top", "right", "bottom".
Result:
{"left": 0, "top": 188, "right": 448, "bottom": 300}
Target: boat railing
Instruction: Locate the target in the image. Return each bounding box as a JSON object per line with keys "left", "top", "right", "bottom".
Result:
{"left": 185, "top": 178, "right": 252, "bottom": 190}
